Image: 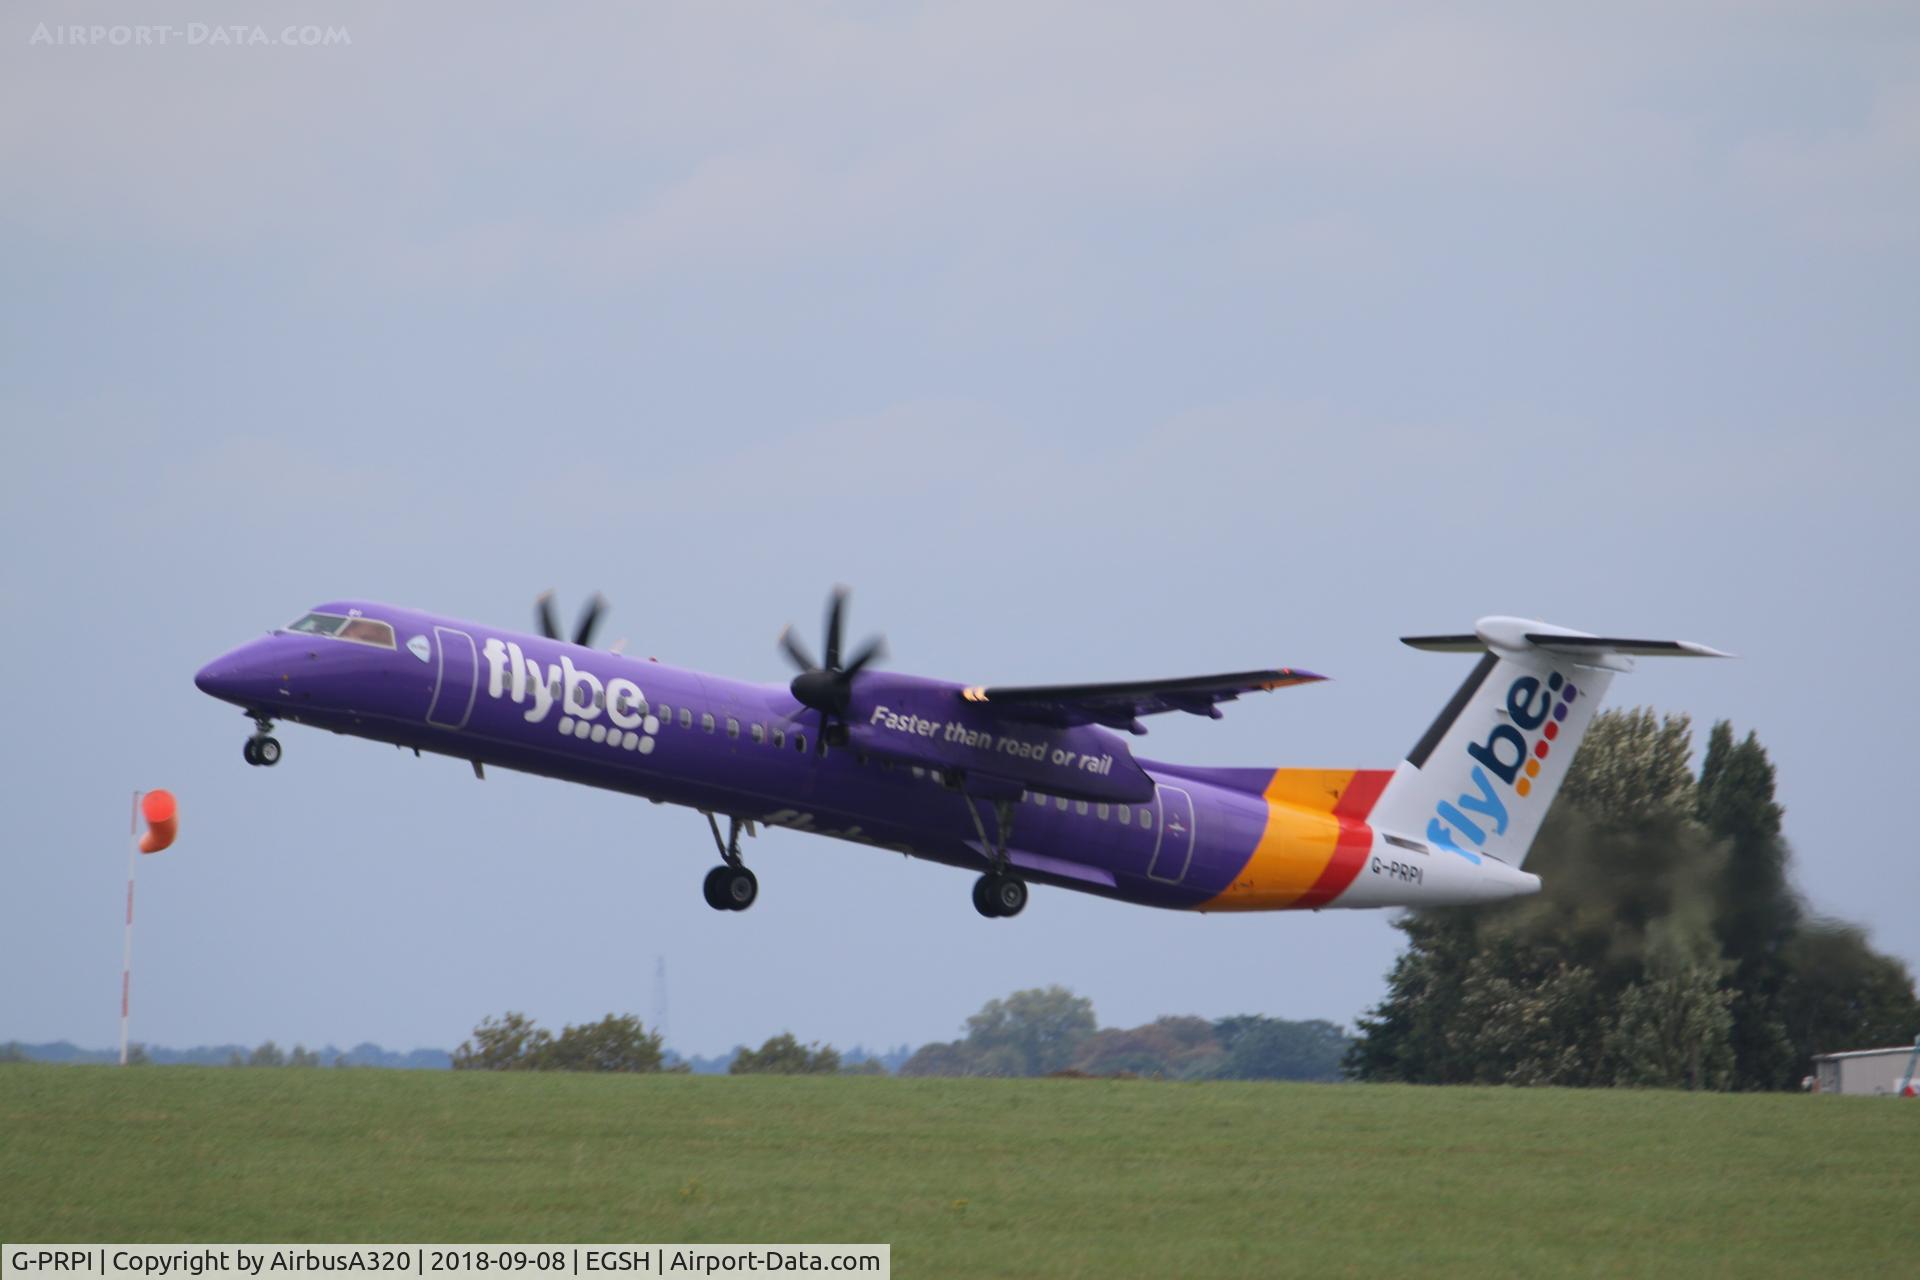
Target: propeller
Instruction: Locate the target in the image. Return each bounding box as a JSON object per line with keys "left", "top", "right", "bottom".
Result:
{"left": 780, "top": 586, "right": 886, "bottom": 753}
{"left": 537, "top": 591, "right": 608, "bottom": 648}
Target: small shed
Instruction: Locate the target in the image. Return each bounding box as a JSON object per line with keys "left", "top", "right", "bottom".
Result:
{"left": 1811, "top": 1041, "right": 1920, "bottom": 1096}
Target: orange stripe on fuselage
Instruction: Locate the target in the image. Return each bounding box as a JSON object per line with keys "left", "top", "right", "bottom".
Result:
{"left": 1200, "top": 769, "right": 1394, "bottom": 911}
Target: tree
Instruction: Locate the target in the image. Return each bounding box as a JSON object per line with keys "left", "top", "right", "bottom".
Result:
{"left": 1349, "top": 711, "right": 1920, "bottom": 1091}
{"left": 288, "top": 1044, "right": 321, "bottom": 1068}
{"left": 125, "top": 1043, "right": 152, "bottom": 1067}
{"left": 1602, "top": 929, "right": 1735, "bottom": 1090}
{"left": 1558, "top": 708, "right": 1696, "bottom": 823}
{"left": 0, "top": 1043, "right": 26, "bottom": 1064}
{"left": 730, "top": 1032, "right": 840, "bottom": 1075}
{"left": 1210, "top": 1017, "right": 1350, "bottom": 1082}
{"left": 248, "top": 1040, "right": 287, "bottom": 1068}
{"left": 1776, "top": 921, "right": 1920, "bottom": 1069}
{"left": 1069, "top": 1016, "right": 1227, "bottom": 1078}
{"left": 840, "top": 1057, "right": 889, "bottom": 1075}
{"left": 897, "top": 1040, "right": 985, "bottom": 1077}
{"left": 963, "top": 986, "right": 1096, "bottom": 1076}
{"left": 544, "top": 1015, "right": 665, "bottom": 1073}
{"left": 452, "top": 1013, "right": 553, "bottom": 1070}
{"left": 1696, "top": 723, "right": 1800, "bottom": 1089}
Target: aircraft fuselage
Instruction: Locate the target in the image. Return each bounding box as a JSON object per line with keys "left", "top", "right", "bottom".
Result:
{"left": 195, "top": 601, "right": 1543, "bottom": 916}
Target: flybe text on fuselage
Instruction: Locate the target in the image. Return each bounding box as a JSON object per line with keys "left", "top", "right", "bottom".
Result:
{"left": 1426, "top": 670, "right": 1580, "bottom": 863}
{"left": 480, "top": 638, "right": 662, "bottom": 752}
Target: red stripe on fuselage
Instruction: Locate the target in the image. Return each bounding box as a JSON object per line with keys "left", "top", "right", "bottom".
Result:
{"left": 1292, "top": 770, "right": 1392, "bottom": 909}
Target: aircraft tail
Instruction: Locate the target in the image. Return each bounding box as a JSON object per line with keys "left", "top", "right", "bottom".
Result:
{"left": 1366, "top": 617, "right": 1731, "bottom": 868}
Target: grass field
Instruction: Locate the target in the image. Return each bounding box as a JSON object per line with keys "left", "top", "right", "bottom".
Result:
{"left": 2, "top": 1065, "right": 1915, "bottom": 1277}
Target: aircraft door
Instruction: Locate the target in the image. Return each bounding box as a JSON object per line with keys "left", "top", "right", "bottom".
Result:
{"left": 426, "top": 626, "right": 479, "bottom": 730}
{"left": 1147, "top": 785, "right": 1197, "bottom": 882}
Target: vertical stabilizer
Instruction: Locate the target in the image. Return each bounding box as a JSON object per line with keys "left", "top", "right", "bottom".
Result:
{"left": 1367, "top": 617, "right": 1729, "bottom": 868}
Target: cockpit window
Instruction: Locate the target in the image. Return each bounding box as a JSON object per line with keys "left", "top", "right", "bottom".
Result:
{"left": 288, "top": 612, "right": 349, "bottom": 636}
{"left": 286, "top": 612, "right": 396, "bottom": 650}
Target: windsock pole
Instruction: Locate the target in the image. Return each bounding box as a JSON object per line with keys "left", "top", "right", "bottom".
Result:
{"left": 120, "top": 790, "right": 139, "bottom": 1066}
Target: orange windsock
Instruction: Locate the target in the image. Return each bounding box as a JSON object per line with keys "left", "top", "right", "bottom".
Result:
{"left": 139, "top": 789, "right": 178, "bottom": 854}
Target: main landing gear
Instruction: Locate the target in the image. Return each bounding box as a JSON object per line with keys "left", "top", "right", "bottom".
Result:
{"left": 242, "top": 714, "right": 281, "bottom": 767}
{"left": 973, "top": 872, "right": 1028, "bottom": 918}
{"left": 702, "top": 813, "right": 758, "bottom": 912}
{"left": 963, "top": 795, "right": 1028, "bottom": 918}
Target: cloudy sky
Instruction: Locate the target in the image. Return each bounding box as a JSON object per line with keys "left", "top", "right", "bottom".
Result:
{"left": 3, "top": 2, "right": 1915, "bottom": 1060}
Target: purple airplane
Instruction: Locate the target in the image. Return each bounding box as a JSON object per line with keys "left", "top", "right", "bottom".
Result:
{"left": 195, "top": 591, "right": 1727, "bottom": 918}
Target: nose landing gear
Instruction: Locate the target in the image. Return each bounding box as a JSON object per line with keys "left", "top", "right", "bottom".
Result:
{"left": 243, "top": 714, "right": 281, "bottom": 767}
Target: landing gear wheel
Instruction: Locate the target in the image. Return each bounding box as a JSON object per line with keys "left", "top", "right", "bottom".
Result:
{"left": 243, "top": 739, "right": 260, "bottom": 766}
{"left": 704, "top": 865, "right": 757, "bottom": 911}
{"left": 973, "top": 873, "right": 1028, "bottom": 918}
{"left": 253, "top": 736, "right": 281, "bottom": 767}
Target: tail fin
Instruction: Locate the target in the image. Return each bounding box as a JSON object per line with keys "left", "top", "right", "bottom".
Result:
{"left": 1368, "top": 617, "right": 1731, "bottom": 868}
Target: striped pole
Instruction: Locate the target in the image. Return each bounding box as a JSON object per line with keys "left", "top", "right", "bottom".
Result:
{"left": 120, "top": 790, "right": 139, "bottom": 1066}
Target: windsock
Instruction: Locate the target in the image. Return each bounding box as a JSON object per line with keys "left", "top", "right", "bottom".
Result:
{"left": 138, "top": 789, "right": 177, "bottom": 854}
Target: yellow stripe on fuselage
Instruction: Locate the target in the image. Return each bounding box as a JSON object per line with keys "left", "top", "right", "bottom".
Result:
{"left": 1201, "top": 769, "right": 1357, "bottom": 911}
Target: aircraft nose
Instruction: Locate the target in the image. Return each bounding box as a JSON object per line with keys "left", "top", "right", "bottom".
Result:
{"left": 194, "top": 641, "right": 281, "bottom": 706}
{"left": 194, "top": 658, "right": 240, "bottom": 700}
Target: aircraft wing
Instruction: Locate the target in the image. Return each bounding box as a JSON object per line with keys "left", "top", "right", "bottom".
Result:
{"left": 957, "top": 667, "right": 1324, "bottom": 732}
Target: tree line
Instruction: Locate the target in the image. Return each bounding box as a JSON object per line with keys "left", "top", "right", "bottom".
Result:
{"left": 444, "top": 996, "right": 1350, "bottom": 1080}
{"left": 1346, "top": 711, "right": 1920, "bottom": 1089}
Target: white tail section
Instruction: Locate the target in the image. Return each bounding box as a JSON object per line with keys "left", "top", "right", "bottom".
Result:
{"left": 1369, "top": 617, "right": 1730, "bottom": 868}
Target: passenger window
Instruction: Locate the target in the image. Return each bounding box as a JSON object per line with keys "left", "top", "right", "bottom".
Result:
{"left": 1141, "top": 809, "right": 1154, "bottom": 829}
{"left": 794, "top": 734, "right": 807, "bottom": 753}
{"left": 636, "top": 698, "right": 650, "bottom": 717}
{"left": 701, "top": 713, "right": 715, "bottom": 733}
{"left": 773, "top": 728, "right": 786, "bottom": 749}
{"left": 1118, "top": 806, "right": 1131, "bottom": 826}
{"left": 594, "top": 689, "right": 606, "bottom": 710}
{"left": 658, "top": 704, "right": 671, "bottom": 724}
{"left": 1055, "top": 797, "right": 1068, "bottom": 811}
{"left": 1097, "top": 804, "right": 1110, "bottom": 820}
{"left": 1075, "top": 801, "right": 1088, "bottom": 816}
{"left": 726, "top": 718, "right": 740, "bottom": 740}
{"left": 679, "top": 708, "right": 692, "bottom": 729}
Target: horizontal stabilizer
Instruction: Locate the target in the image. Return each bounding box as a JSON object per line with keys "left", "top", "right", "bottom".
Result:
{"left": 1403, "top": 617, "right": 1733, "bottom": 661}
{"left": 1522, "top": 634, "right": 1734, "bottom": 658}
{"left": 1401, "top": 634, "right": 1482, "bottom": 653}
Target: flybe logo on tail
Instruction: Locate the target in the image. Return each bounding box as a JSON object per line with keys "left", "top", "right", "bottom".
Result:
{"left": 1427, "top": 671, "right": 1579, "bottom": 863}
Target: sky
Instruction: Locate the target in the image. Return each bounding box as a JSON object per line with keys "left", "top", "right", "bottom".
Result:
{"left": 3, "top": 1, "right": 1916, "bottom": 1061}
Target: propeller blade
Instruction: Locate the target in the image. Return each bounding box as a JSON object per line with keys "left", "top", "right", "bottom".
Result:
{"left": 824, "top": 586, "right": 847, "bottom": 671}
{"left": 572, "top": 593, "right": 607, "bottom": 647}
{"left": 842, "top": 636, "right": 887, "bottom": 677}
{"left": 536, "top": 591, "right": 561, "bottom": 640}
{"left": 779, "top": 625, "right": 820, "bottom": 673}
